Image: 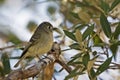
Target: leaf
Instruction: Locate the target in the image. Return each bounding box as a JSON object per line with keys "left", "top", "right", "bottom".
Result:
{"left": 82, "top": 53, "right": 90, "bottom": 67}
{"left": 113, "top": 23, "right": 120, "bottom": 39}
{"left": 70, "top": 12, "right": 80, "bottom": 19}
{"left": 78, "top": 11, "right": 91, "bottom": 23}
{"left": 65, "top": 66, "right": 84, "bottom": 80}
{"left": 88, "top": 68, "right": 97, "bottom": 80}
{"left": 75, "top": 29, "right": 83, "bottom": 49}
{"left": 87, "top": 56, "right": 99, "bottom": 72}
{"left": 65, "top": 71, "right": 83, "bottom": 80}
{"left": 110, "top": 43, "right": 118, "bottom": 58}
{"left": 75, "top": 29, "right": 82, "bottom": 43}
{"left": 68, "top": 61, "right": 83, "bottom": 65}
{"left": 100, "top": 14, "right": 111, "bottom": 38}
{"left": 92, "top": 32, "right": 102, "bottom": 43}
{"left": 68, "top": 53, "right": 82, "bottom": 65}
{"left": 64, "top": 30, "right": 76, "bottom": 41}
{"left": 100, "top": 0, "right": 110, "bottom": 13}
{"left": 1, "top": 53, "right": 11, "bottom": 74}
{"left": 76, "top": 1, "right": 86, "bottom": 7}
{"left": 73, "top": 24, "right": 87, "bottom": 33}
{"left": 53, "top": 27, "right": 63, "bottom": 35}
{"left": 110, "top": 0, "right": 120, "bottom": 10}
{"left": 96, "top": 56, "right": 112, "bottom": 75}
{"left": 82, "top": 24, "right": 94, "bottom": 40}
{"left": 69, "top": 43, "right": 80, "bottom": 50}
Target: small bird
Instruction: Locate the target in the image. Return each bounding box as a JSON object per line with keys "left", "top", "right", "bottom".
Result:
{"left": 14, "top": 22, "right": 53, "bottom": 67}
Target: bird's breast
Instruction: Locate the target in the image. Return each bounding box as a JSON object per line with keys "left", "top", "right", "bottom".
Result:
{"left": 28, "top": 33, "right": 53, "bottom": 56}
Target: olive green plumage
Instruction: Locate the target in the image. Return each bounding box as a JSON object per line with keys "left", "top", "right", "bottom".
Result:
{"left": 14, "top": 22, "right": 53, "bottom": 67}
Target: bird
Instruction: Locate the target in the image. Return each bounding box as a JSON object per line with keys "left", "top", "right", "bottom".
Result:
{"left": 14, "top": 22, "right": 53, "bottom": 67}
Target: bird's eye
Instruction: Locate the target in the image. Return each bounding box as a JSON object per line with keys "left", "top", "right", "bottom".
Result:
{"left": 48, "top": 26, "right": 52, "bottom": 30}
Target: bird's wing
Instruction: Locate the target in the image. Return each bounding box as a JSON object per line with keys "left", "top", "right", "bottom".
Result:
{"left": 20, "top": 27, "right": 41, "bottom": 58}
{"left": 20, "top": 42, "right": 32, "bottom": 58}
{"left": 29, "top": 26, "right": 41, "bottom": 42}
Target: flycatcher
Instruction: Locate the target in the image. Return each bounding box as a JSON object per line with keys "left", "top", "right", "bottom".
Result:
{"left": 14, "top": 22, "right": 53, "bottom": 67}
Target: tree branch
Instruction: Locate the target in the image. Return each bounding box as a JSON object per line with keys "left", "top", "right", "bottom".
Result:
{"left": 4, "top": 42, "right": 71, "bottom": 80}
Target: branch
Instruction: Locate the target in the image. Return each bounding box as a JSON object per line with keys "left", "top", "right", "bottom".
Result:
{"left": 0, "top": 42, "right": 28, "bottom": 51}
{"left": 4, "top": 42, "right": 71, "bottom": 80}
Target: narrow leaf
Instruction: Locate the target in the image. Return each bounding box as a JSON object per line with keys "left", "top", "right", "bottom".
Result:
{"left": 92, "top": 32, "right": 103, "bottom": 45}
{"left": 64, "top": 30, "right": 76, "bottom": 41}
{"left": 73, "top": 24, "right": 87, "bottom": 33}
{"left": 82, "top": 24, "right": 94, "bottom": 40}
{"left": 65, "top": 66, "right": 84, "bottom": 80}
{"left": 100, "top": 0, "right": 110, "bottom": 13}
{"left": 75, "top": 29, "right": 83, "bottom": 49}
{"left": 68, "top": 53, "right": 82, "bottom": 65}
{"left": 69, "top": 43, "right": 80, "bottom": 50}
{"left": 70, "top": 12, "right": 80, "bottom": 19}
{"left": 1, "top": 53, "right": 11, "bottom": 74}
{"left": 113, "top": 23, "right": 120, "bottom": 39}
{"left": 89, "top": 68, "right": 97, "bottom": 80}
{"left": 100, "top": 14, "right": 111, "bottom": 38}
{"left": 96, "top": 56, "right": 112, "bottom": 75}
{"left": 110, "top": 0, "right": 120, "bottom": 10}
{"left": 110, "top": 43, "right": 118, "bottom": 57}
{"left": 82, "top": 53, "right": 90, "bottom": 67}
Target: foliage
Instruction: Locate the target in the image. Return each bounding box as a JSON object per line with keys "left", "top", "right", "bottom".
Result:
{"left": 0, "top": 0, "right": 120, "bottom": 80}
{"left": 59, "top": 0, "right": 120, "bottom": 80}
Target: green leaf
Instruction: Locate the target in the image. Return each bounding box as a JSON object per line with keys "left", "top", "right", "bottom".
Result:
{"left": 73, "top": 24, "right": 87, "bottom": 33}
{"left": 1, "top": 53, "right": 11, "bottom": 74}
{"left": 53, "top": 27, "right": 63, "bottom": 35}
{"left": 68, "top": 53, "right": 82, "bottom": 65}
{"left": 89, "top": 68, "right": 97, "bottom": 80}
{"left": 68, "top": 61, "right": 83, "bottom": 65}
{"left": 65, "top": 71, "right": 83, "bottom": 80}
{"left": 110, "top": 0, "right": 120, "bottom": 10}
{"left": 93, "top": 43, "right": 106, "bottom": 47}
{"left": 64, "top": 30, "right": 76, "bottom": 41}
{"left": 92, "top": 32, "right": 103, "bottom": 45}
{"left": 100, "top": 14, "right": 111, "bottom": 38}
{"left": 100, "top": 0, "right": 110, "bottom": 13}
{"left": 113, "top": 23, "right": 120, "bottom": 39}
{"left": 110, "top": 43, "right": 118, "bottom": 57}
{"left": 65, "top": 66, "right": 84, "bottom": 80}
{"left": 69, "top": 43, "right": 80, "bottom": 50}
{"left": 82, "top": 24, "right": 94, "bottom": 40}
{"left": 70, "top": 12, "right": 80, "bottom": 19}
{"left": 82, "top": 53, "right": 90, "bottom": 67}
{"left": 96, "top": 56, "right": 112, "bottom": 75}
{"left": 76, "top": 1, "right": 86, "bottom": 7}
